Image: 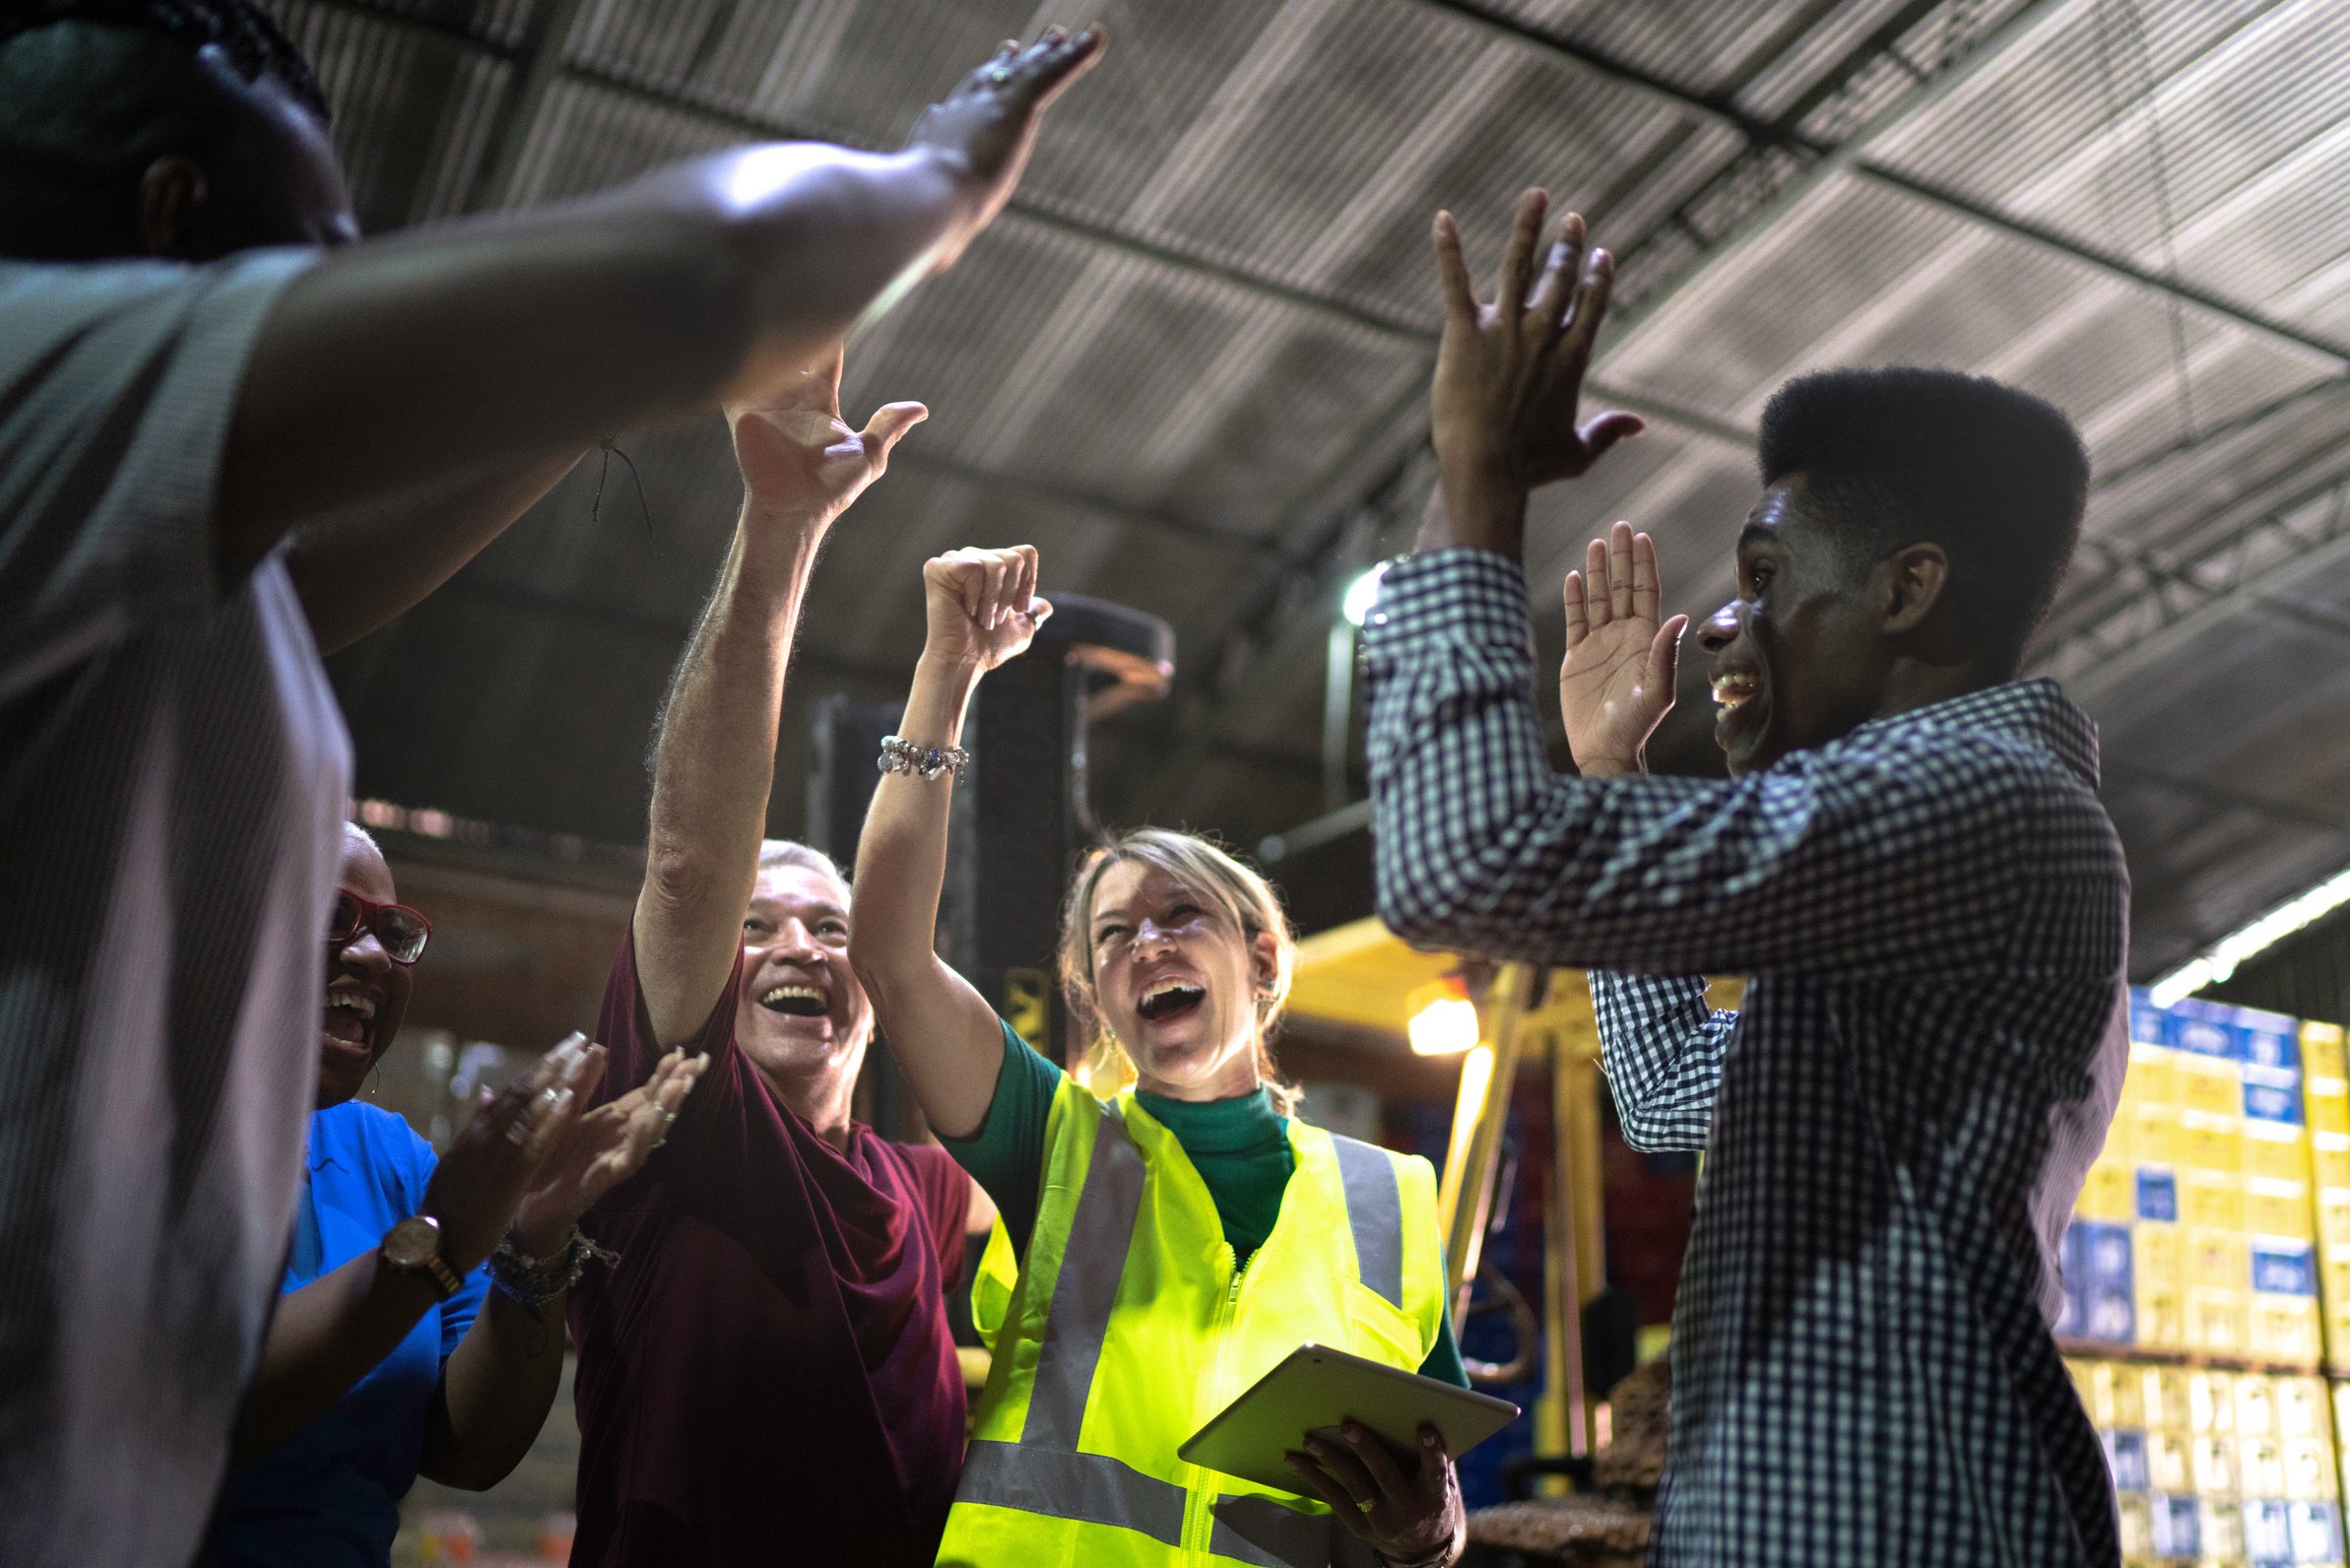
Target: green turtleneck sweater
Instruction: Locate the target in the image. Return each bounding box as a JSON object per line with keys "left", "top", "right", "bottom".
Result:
{"left": 942, "top": 1019, "right": 1467, "bottom": 1387}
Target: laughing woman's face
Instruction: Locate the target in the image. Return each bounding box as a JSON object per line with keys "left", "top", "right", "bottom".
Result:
{"left": 317, "top": 825, "right": 413, "bottom": 1109}
{"left": 1084, "top": 860, "right": 1276, "bottom": 1104}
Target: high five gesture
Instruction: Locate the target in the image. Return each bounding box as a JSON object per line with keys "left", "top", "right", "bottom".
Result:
{"left": 1560, "top": 522, "right": 1687, "bottom": 777}
{"left": 1421, "top": 190, "right": 1643, "bottom": 560}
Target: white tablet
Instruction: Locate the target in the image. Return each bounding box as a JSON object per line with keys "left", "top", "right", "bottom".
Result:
{"left": 1177, "top": 1342, "right": 1521, "bottom": 1494}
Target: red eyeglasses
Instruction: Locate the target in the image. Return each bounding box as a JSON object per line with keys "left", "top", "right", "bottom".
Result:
{"left": 327, "top": 889, "right": 432, "bottom": 965}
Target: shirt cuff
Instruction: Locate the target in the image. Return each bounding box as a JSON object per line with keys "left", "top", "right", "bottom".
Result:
{"left": 1357, "top": 548, "right": 1534, "bottom": 672}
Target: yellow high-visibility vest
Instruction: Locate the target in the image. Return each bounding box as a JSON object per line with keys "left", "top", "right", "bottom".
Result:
{"left": 942, "top": 1078, "right": 1447, "bottom": 1567}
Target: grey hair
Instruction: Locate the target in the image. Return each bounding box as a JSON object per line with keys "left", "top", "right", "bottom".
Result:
{"left": 758, "top": 839, "right": 849, "bottom": 891}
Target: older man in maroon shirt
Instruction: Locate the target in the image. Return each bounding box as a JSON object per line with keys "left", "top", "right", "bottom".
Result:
{"left": 565, "top": 346, "right": 993, "bottom": 1567}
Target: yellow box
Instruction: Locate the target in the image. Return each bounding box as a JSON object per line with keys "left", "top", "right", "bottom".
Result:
{"left": 2246, "top": 1126, "right": 2311, "bottom": 1185}
{"left": 2084, "top": 1360, "right": 2137, "bottom": 1428}
{"left": 2128, "top": 1045, "right": 2181, "bottom": 1107}
{"left": 2116, "top": 1493, "right": 2152, "bottom": 1558}
{"left": 2187, "top": 1228, "right": 2251, "bottom": 1290}
{"left": 2198, "top": 1497, "right": 2244, "bottom": 1561}
{"left": 2134, "top": 1284, "right": 2185, "bottom": 1351}
{"left": 2180, "top": 1059, "right": 2245, "bottom": 1120}
{"left": 2316, "top": 1133, "right": 2350, "bottom": 1192}
{"left": 2326, "top": 1303, "right": 2350, "bottom": 1372}
{"left": 2278, "top": 1376, "right": 2327, "bottom": 1439}
{"left": 2136, "top": 1224, "right": 2183, "bottom": 1294}
{"left": 2248, "top": 1180, "right": 2316, "bottom": 1241}
{"left": 2134, "top": 1107, "right": 2184, "bottom": 1170}
{"left": 2286, "top": 1436, "right": 2337, "bottom": 1501}
{"left": 2244, "top": 1434, "right": 2289, "bottom": 1496}
{"left": 2148, "top": 1430, "right": 2192, "bottom": 1492}
{"left": 2187, "top": 1371, "right": 2236, "bottom": 1434}
{"left": 2190, "top": 1433, "right": 2237, "bottom": 1494}
{"left": 2319, "top": 1189, "right": 2350, "bottom": 1248}
{"left": 2078, "top": 1160, "right": 2135, "bottom": 1223}
{"left": 2306, "top": 1022, "right": 2347, "bottom": 1081}
{"left": 2189, "top": 1287, "right": 2249, "bottom": 1353}
{"left": 2311, "top": 1091, "right": 2350, "bottom": 1138}
{"left": 2146, "top": 1366, "right": 2193, "bottom": 1432}
{"left": 2252, "top": 1295, "right": 2320, "bottom": 1367}
{"left": 2183, "top": 1173, "right": 2248, "bottom": 1232}
{"left": 2179, "top": 1117, "right": 2246, "bottom": 1175}
{"left": 2237, "top": 1374, "right": 2279, "bottom": 1437}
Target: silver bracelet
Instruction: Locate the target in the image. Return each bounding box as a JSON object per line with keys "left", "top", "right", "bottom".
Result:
{"left": 879, "top": 734, "right": 969, "bottom": 781}
{"left": 488, "top": 1227, "right": 617, "bottom": 1320}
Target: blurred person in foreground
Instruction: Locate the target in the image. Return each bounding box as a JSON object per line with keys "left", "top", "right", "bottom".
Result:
{"left": 565, "top": 349, "right": 992, "bottom": 1568}
{"left": 216, "top": 822, "right": 701, "bottom": 1568}
{"left": 850, "top": 545, "right": 1467, "bottom": 1568}
{"left": 1363, "top": 191, "right": 2126, "bottom": 1566}
{"left": 0, "top": 0, "right": 1098, "bottom": 1556}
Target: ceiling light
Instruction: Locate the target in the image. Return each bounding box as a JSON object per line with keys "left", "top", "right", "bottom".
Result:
{"left": 2148, "top": 862, "right": 2350, "bottom": 1009}
{"left": 1407, "top": 980, "right": 1480, "bottom": 1056}
{"left": 1340, "top": 561, "right": 1390, "bottom": 627}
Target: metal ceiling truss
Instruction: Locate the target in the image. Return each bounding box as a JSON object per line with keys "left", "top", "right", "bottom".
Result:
{"left": 2040, "top": 464, "right": 2350, "bottom": 698}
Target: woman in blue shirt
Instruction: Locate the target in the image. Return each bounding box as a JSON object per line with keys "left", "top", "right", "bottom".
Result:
{"left": 217, "top": 824, "right": 704, "bottom": 1567}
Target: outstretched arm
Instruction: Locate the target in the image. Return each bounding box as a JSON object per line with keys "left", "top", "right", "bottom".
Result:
{"left": 635, "top": 352, "right": 924, "bottom": 1050}
{"left": 217, "top": 27, "right": 1102, "bottom": 580}
{"left": 847, "top": 548, "right": 1049, "bottom": 1140}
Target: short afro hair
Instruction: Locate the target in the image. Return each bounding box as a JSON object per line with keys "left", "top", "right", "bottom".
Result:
{"left": 1757, "top": 366, "right": 2089, "bottom": 675}
{"left": 0, "top": 0, "right": 325, "bottom": 117}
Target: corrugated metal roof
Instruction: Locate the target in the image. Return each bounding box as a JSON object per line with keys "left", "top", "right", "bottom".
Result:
{"left": 265, "top": 0, "right": 2350, "bottom": 978}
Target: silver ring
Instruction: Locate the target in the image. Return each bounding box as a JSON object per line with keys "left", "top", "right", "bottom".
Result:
{"left": 661, "top": 1109, "right": 679, "bottom": 1124}
{"left": 984, "top": 62, "right": 1013, "bottom": 84}
{"left": 535, "top": 1086, "right": 562, "bottom": 1113}
{"left": 503, "top": 1121, "right": 532, "bottom": 1147}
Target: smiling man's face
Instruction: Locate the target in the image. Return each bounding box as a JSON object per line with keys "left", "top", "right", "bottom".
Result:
{"left": 317, "top": 825, "right": 412, "bottom": 1108}
{"left": 734, "top": 862, "right": 872, "bottom": 1107}
{"left": 1699, "top": 475, "right": 1898, "bottom": 776}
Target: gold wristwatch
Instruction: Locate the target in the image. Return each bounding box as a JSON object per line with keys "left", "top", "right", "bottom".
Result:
{"left": 380, "top": 1214, "right": 463, "bottom": 1299}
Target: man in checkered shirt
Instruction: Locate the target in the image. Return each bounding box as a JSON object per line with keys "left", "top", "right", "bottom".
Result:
{"left": 1363, "top": 191, "right": 2129, "bottom": 1565}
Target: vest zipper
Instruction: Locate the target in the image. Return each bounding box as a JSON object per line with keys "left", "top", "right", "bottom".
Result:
{"left": 1184, "top": 1243, "right": 1250, "bottom": 1557}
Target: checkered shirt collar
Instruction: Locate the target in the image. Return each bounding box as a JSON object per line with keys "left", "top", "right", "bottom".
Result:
{"left": 1841, "top": 677, "right": 2100, "bottom": 790}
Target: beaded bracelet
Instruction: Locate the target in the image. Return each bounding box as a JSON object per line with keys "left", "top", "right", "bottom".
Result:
{"left": 488, "top": 1227, "right": 617, "bottom": 1320}
{"left": 879, "top": 734, "right": 970, "bottom": 781}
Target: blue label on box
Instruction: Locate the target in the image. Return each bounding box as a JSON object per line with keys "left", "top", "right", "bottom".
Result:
{"left": 2248, "top": 1078, "right": 2307, "bottom": 1125}
{"left": 2252, "top": 1241, "right": 2317, "bottom": 1296}
{"left": 2074, "top": 1220, "right": 2133, "bottom": 1287}
{"left": 2152, "top": 1494, "right": 2201, "bottom": 1557}
{"left": 2249, "top": 1499, "right": 2294, "bottom": 1561}
{"left": 2129, "top": 988, "right": 2167, "bottom": 1047}
{"left": 2085, "top": 1285, "right": 2134, "bottom": 1343}
{"left": 2289, "top": 1501, "right": 2341, "bottom": 1563}
{"left": 2103, "top": 1429, "right": 2149, "bottom": 1492}
{"left": 2168, "top": 1001, "right": 2241, "bottom": 1060}
{"left": 2138, "top": 1169, "right": 2180, "bottom": 1222}
{"left": 2239, "top": 1007, "right": 2301, "bottom": 1072}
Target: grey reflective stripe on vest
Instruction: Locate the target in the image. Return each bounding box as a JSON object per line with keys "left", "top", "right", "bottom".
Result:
{"left": 1021, "top": 1104, "right": 1145, "bottom": 1449}
{"left": 1209, "top": 1493, "right": 1337, "bottom": 1567}
{"left": 1329, "top": 1134, "right": 1403, "bottom": 1307}
{"left": 961, "top": 1441, "right": 1186, "bottom": 1545}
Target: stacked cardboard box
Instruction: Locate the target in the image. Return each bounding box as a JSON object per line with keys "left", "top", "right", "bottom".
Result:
{"left": 2306, "top": 1023, "right": 2350, "bottom": 1372}
{"left": 2062, "top": 993, "right": 2318, "bottom": 1364}
{"left": 2069, "top": 1355, "right": 2342, "bottom": 1564}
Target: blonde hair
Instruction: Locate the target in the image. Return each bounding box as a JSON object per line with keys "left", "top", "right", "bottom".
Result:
{"left": 1056, "top": 827, "right": 1301, "bottom": 1115}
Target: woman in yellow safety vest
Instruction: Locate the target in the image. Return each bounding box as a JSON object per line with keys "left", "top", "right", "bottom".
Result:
{"left": 850, "top": 543, "right": 1469, "bottom": 1568}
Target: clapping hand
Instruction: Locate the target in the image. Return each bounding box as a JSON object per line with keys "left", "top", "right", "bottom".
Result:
{"left": 922, "top": 545, "right": 1052, "bottom": 674}
{"left": 727, "top": 350, "right": 924, "bottom": 530}
{"left": 1424, "top": 191, "right": 1642, "bottom": 559}
{"left": 510, "top": 1048, "right": 708, "bottom": 1258}
{"left": 908, "top": 26, "right": 1106, "bottom": 267}
{"left": 1560, "top": 522, "right": 1686, "bottom": 777}
{"left": 422, "top": 1033, "right": 599, "bottom": 1273}
{"left": 1285, "top": 1421, "right": 1465, "bottom": 1568}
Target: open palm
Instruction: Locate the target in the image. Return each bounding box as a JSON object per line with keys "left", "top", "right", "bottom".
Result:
{"left": 1559, "top": 522, "right": 1687, "bottom": 775}
{"left": 726, "top": 349, "right": 925, "bottom": 525}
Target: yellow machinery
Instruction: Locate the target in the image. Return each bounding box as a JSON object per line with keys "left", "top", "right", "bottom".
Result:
{"left": 1287, "top": 921, "right": 1611, "bottom": 1463}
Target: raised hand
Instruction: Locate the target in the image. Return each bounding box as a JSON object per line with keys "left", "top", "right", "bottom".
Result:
{"left": 908, "top": 26, "right": 1107, "bottom": 266}
{"left": 422, "top": 1033, "right": 598, "bottom": 1273}
{"left": 1425, "top": 190, "right": 1642, "bottom": 559}
{"left": 727, "top": 349, "right": 924, "bottom": 528}
{"left": 509, "top": 1048, "right": 708, "bottom": 1257}
{"left": 922, "top": 545, "right": 1052, "bottom": 674}
{"left": 1561, "top": 522, "right": 1687, "bottom": 777}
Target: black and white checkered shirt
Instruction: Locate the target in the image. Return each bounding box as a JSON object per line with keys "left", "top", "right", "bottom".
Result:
{"left": 1362, "top": 550, "right": 2130, "bottom": 1567}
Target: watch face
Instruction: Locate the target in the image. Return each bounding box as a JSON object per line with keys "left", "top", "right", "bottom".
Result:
{"left": 382, "top": 1214, "right": 441, "bottom": 1272}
